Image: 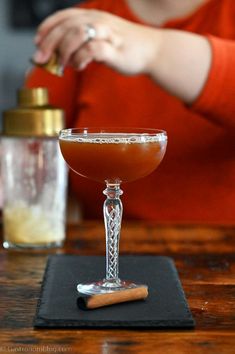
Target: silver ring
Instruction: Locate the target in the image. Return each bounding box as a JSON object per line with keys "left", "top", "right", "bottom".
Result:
{"left": 84, "top": 24, "right": 96, "bottom": 42}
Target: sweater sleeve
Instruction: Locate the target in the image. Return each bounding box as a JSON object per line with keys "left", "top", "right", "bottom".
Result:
{"left": 191, "top": 35, "right": 235, "bottom": 130}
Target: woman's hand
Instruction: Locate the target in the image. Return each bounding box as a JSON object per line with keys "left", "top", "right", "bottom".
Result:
{"left": 33, "top": 8, "right": 161, "bottom": 75}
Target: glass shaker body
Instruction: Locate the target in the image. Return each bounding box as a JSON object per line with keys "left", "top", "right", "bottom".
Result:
{"left": 1, "top": 136, "right": 67, "bottom": 249}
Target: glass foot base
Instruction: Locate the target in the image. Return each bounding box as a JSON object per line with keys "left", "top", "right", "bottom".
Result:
{"left": 77, "top": 279, "right": 147, "bottom": 295}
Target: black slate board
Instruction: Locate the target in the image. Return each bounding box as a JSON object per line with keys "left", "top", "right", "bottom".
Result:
{"left": 34, "top": 255, "right": 195, "bottom": 328}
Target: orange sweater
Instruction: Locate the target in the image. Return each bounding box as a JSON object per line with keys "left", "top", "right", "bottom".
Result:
{"left": 26, "top": 0, "right": 235, "bottom": 224}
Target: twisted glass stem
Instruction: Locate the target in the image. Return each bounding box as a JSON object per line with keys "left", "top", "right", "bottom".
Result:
{"left": 103, "top": 183, "right": 123, "bottom": 283}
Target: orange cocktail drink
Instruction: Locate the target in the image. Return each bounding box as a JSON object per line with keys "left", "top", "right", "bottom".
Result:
{"left": 59, "top": 133, "right": 167, "bottom": 183}
{"left": 59, "top": 128, "right": 167, "bottom": 295}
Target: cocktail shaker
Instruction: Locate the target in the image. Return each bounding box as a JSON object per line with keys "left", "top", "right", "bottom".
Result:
{"left": 1, "top": 87, "right": 67, "bottom": 249}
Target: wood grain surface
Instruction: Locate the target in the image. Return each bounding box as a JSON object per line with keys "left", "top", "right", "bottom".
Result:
{"left": 0, "top": 221, "right": 235, "bottom": 354}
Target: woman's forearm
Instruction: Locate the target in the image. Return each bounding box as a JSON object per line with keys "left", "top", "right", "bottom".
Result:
{"left": 147, "top": 29, "right": 212, "bottom": 104}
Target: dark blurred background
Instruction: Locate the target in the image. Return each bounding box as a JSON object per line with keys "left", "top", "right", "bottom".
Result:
{"left": 0, "top": 0, "right": 85, "bottom": 126}
{"left": 10, "top": 0, "right": 85, "bottom": 28}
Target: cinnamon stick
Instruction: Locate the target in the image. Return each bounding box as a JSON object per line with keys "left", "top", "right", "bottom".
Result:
{"left": 77, "top": 286, "right": 148, "bottom": 310}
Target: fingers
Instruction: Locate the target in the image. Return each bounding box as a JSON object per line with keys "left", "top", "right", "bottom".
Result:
{"left": 33, "top": 15, "right": 119, "bottom": 66}
{"left": 35, "top": 9, "right": 82, "bottom": 44}
{"left": 34, "top": 18, "right": 88, "bottom": 65}
{"left": 59, "top": 28, "right": 84, "bottom": 66}
{"left": 71, "top": 40, "right": 115, "bottom": 70}
{"left": 33, "top": 8, "right": 109, "bottom": 64}
{"left": 34, "top": 24, "right": 66, "bottom": 63}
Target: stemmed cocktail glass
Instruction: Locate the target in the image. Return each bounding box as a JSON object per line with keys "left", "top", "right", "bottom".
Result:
{"left": 59, "top": 128, "right": 167, "bottom": 295}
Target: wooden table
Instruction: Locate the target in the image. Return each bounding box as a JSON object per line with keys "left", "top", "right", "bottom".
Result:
{"left": 0, "top": 221, "right": 235, "bottom": 353}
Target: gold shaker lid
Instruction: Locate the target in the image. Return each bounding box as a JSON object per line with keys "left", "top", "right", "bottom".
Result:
{"left": 2, "top": 87, "right": 64, "bottom": 137}
{"left": 18, "top": 87, "right": 48, "bottom": 107}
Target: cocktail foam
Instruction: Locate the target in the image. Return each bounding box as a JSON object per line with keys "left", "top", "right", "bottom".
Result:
{"left": 61, "top": 133, "right": 167, "bottom": 144}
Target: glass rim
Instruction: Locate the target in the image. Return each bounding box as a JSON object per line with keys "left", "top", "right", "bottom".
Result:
{"left": 59, "top": 127, "right": 167, "bottom": 138}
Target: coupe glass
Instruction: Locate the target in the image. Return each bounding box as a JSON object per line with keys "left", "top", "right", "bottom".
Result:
{"left": 59, "top": 127, "right": 167, "bottom": 295}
